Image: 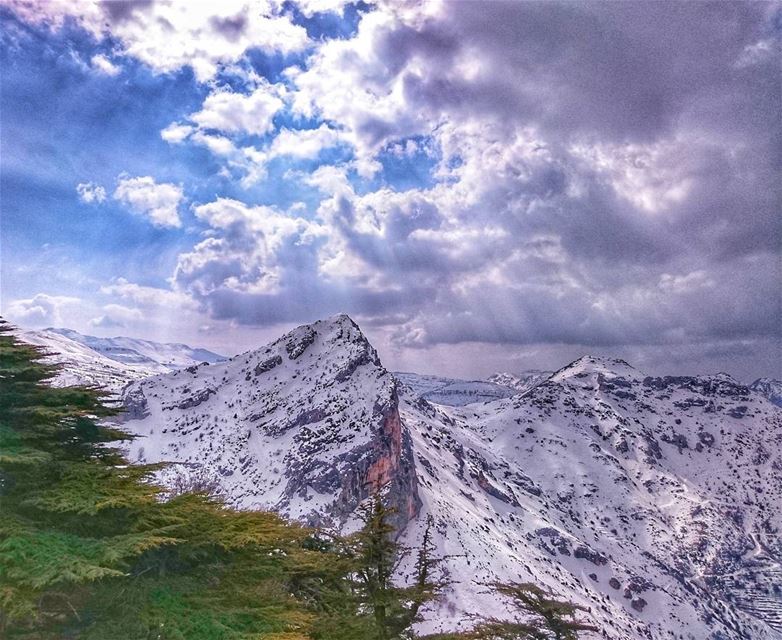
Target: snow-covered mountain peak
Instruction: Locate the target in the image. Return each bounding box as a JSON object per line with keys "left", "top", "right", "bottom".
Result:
{"left": 486, "top": 370, "right": 553, "bottom": 396}
{"left": 121, "top": 315, "right": 419, "bottom": 529}
{"left": 254, "top": 312, "right": 379, "bottom": 366}
{"left": 550, "top": 354, "right": 638, "bottom": 383}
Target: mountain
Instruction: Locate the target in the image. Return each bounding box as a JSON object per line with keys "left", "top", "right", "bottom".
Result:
{"left": 17, "top": 316, "right": 782, "bottom": 638}
{"left": 750, "top": 378, "right": 782, "bottom": 407}
{"left": 19, "top": 328, "right": 224, "bottom": 395}
{"left": 487, "top": 369, "right": 552, "bottom": 395}
{"left": 402, "top": 356, "right": 782, "bottom": 637}
{"left": 395, "top": 372, "right": 517, "bottom": 406}
{"left": 47, "top": 327, "right": 224, "bottom": 370}
{"left": 120, "top": 315, "right": 419, "bottom": 529}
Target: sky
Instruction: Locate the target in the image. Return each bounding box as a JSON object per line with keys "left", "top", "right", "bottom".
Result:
{"left": 0, "top": 0, "right": 780, "bottom": 381}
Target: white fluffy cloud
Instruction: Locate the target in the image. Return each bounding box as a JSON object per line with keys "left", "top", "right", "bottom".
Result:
{"left": 295, "top": 0, "right": 354, "bottom": 18}
{"left": 5, "top": 0, "right": 309, "bottom": 81}
{"left": 161, "top": 123, "right": 195, "bottom": 144}
{"left": 5, "top": 293, "right": 80, "bottom": 327}
{"left": 174, "top": 198, "right": 325, "bottom": 299}
{"left": 76, "top": 181, "right": 107, "bottom": 203}
{"left": 113, "top": 175, "right": 184, "bottom": 228}
{"left": 90, "top": 303, "right": 143, "bottom": 329}
{"left": 269, "top": 124, "right": 344, "bottom": 159}
{"left": 100, "top": 278, "right": 198, "bottom": 311}
{"left": 189, "top": 83, "right": 284, "bottom": 137}
{"left": 163, "top": 87, "right": 346, "bottom": 184}
{"left": 90, "top": 53, "right": 120, "bottom": 76}
{"left": 161, "top": 83, "right": 288, "bottom": 186}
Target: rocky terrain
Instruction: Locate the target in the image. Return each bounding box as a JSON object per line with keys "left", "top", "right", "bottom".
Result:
{"left": 751, "top": 378, "right": 782, "bottom": 407}
{"left": 18, "top": 316, "right": 782, "bottom": 639}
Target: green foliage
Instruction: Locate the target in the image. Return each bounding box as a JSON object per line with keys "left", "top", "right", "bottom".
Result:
{"left": 0, "top": 320, "right": 319, "bottom": 638}
{"left": 308, "top": 496, "right": 447, "bottom": 640}
{"left": 422, "top": 582, "right": 597, "bottom": 640}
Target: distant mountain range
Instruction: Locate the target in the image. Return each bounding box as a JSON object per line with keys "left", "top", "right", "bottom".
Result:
{"left": 19, "top": 327, "right": 224, "bottom": 394}
{"left": 15, "top": 316, "right": 782, "bottom": 639}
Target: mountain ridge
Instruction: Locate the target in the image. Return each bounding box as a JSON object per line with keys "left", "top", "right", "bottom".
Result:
{"left": 17, "top": 327, "right": 225, "bottom": 395}
{"left": 46, "top": 327, "right": 225, "bottom": 368}
{"left": 121, "top": 314, "right": 420, "bottom": 530}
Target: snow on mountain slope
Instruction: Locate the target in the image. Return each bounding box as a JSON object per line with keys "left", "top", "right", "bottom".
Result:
{"left": 120, "top": 315, "right": 419, "bottom": 528}
{"left": 400, "top": 356, "right": 782, "bottom": 639}
{"left": 487, "top": 370, "right": 552, "bottom": 395}
{"left": 27, "top": 315, "right": 781, "bottom": 638}
{"left": 394, "top": 369, "right": 552, "bottom": 408}
{"left": 18, "top": 328, "right": 225, "bottom": 396}
{"left": 18, "top": 329, "right": 160, "bottom": 395}
{"left": 394, "top": 372, "right": 462, "bottom": 396}
{"left": 47, "top": 327, "right": 224, "bottom": 371}
{"left": 395, "top": 372, "right": 517, "bottom": 406}
{"left": 751, "top": 378, "right": 782, "bottom": 407}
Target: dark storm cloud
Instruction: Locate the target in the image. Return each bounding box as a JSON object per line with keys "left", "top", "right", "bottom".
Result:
{"left": 395, "top": 1, "right": 779, "bottom": 142}
{"left": 210, "top": 13, "right": 249, "bottom": 41}
{"left": 395, "top": 252, "right": 781, "bottom": 349}
{"left": 201, "top": 283, "right": 423, "bottom": 326}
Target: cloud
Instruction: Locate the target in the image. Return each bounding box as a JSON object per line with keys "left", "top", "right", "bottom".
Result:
{"left": 164, "top": 88, "right": 342, "bottom": 185}
{"left": 735, "top": 38, "right": 777, "bottom": 69}
{"left": 76, "top": 181, "right": 107, "bottom": 203}
{"left": 161, "top": 123, "right": 195, "bottom": 144}
{"left": 5, "top": 293, "right": 80, "bottom": 327}
{"left": 174, "top": 198, "right": 326, "bottom": 302}
{"left": 188, "top": 83, "right": 284, "bottom": 137}
{"left": 100, "top": 278, "right": 197, "bottom": 311}
{"left": 168, "top": 197, "right": 425, "bottom": 325}
{"left": 3, "top": 1, "right": 779, "bottom": 378}
{"left": 268, "top": 124, "right": 344, "bottom": 159}
{"left": 89, "top": 303, "right": 143, "bottom": 328}
{"left": 159, "top": 82, "right": 287, "bottom": 185}
{"left": 295, "top": 0, "right": 354, "bottom": 18}
{"left": 4, "top": 0, "right": 310, "bottom": 81}
{"left": 90, "top": 53, "right": 120, "bottom": 76}
{"left": 113, "top": 175, "right": 184, "bottom": 228}
{"left": 303, "top": 164, "right": 352, "bottom": 195}
{"left": 279, "top": 1, "right": 780, "bottom": 353}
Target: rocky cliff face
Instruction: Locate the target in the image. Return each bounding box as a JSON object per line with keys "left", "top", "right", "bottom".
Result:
{"left": 120, "top": 314, "right": 420, "bottom": 529}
